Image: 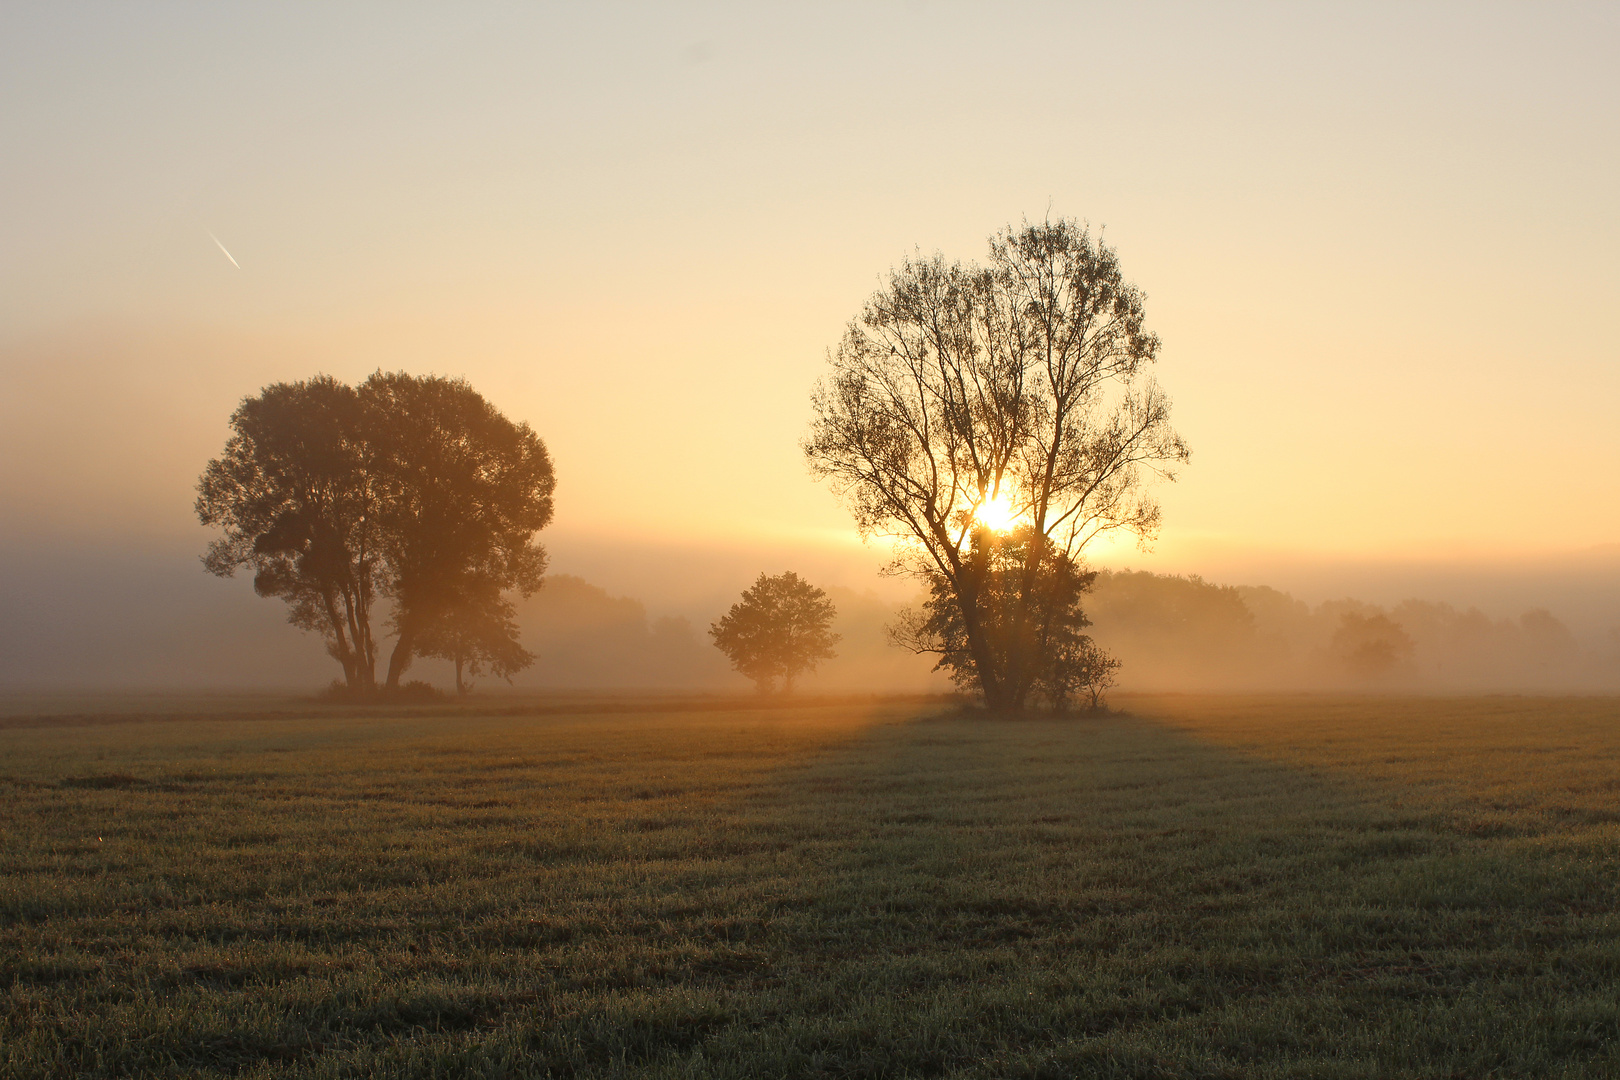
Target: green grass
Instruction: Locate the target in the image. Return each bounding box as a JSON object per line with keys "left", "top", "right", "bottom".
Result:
{"left": 3, "top": 693, "right": 1619, "bottom": 1078}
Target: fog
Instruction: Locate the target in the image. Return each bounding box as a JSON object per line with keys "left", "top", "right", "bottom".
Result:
{"left": 3, "top": 529, "right": 1616, "bottom": 696}
{"left": 0, "top": 534, "right": 942, "bottom": 693}
{"left": 1088, "top": 566, "right": 1620, "bottom": 693}
{"left": 3, "top": 6, "right": 1616, "bottom": 700}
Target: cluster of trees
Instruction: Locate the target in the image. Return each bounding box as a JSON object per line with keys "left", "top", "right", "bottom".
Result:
{"left": 804, "top": 219, "right": 1186, "bottom": 711}
{"left": 199, "top": 221, "right": 1190, "bottom": 711}
{"left": 1085, "top": 571, "right": 1266, "bottom": 687}
{"left": 1074, "top": 570, "right": 1602, "bottom": 691}
{"left": 522, "top": 575, "right": 728, "bottom": 688}
{"left": 196, "top": 372, "right": 554, "bottom": 695}
{"left": 1329, "top": 612, "right": 1415, "bottom": 678}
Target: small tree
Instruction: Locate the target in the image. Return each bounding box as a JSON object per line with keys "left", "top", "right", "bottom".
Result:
{"left": 710, "top": 572, "right": 840, "bottom": 694}
{"left": 1046, "top": 636, "right": 1120, "bottom": 713}
{"left": 412, "top": 574, "right": 534, "bottom": 694}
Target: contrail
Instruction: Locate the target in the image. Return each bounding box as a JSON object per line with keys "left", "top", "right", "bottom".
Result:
{"left": 209, "top": 231, "right": 241, "bottom": 269}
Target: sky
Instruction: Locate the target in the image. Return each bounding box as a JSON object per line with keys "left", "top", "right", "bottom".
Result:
{"left": 2, "top": 2, "right": 1618, "bottom": 674}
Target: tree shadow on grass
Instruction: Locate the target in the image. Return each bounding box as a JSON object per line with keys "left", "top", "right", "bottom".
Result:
{"left": 687, "top": 710, "right": 1620, "bottom": 1079}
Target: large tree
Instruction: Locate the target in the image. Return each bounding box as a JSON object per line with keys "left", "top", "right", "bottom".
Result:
{"left": 709, "top": 572, "right": 840, "bottom": 694}
{"left": 362, "top": 372, "right": 554, "bottom": 689}
{"left": 805, "top": 219, "right": 1188, "bottom": 711}
{"left": 197, "top": 372, "right": 553, "bottom": 693}
{"left": 196, "top": 376, "right": 383, "bottom": 691}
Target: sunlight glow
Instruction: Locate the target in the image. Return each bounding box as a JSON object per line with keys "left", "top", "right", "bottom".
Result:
{"left": 974, "top": 491, "right": 1020, "bottom": 533}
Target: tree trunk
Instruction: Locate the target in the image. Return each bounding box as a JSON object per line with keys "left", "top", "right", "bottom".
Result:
{"left": 385, "top": 627, "right": 414, "bottom": 689}
{"left": 454, "top": 656, "right": 466, "bottom": 695}
{"left": 328, "top": 645, "right": 359, "bottom": 690}
{"left": 957, "top": 593, "right": 1011, "bottom": 712}
{"left": 320, "top": 590, "right": 361, "bottom": 690}
{"left": 351, "top": 605, "right": 375, "bottom": 691}
{"left": 339, "top": 591, "right": 366, "bottom": 689}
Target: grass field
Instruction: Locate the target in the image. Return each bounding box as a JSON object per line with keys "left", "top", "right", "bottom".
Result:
{"left": 3, "top": 692, "right": 1619, "bottom": 1078}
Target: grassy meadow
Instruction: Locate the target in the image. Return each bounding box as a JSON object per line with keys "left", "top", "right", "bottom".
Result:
{"left": 3, "top": 692, "right": 1619, "bottom": 1078}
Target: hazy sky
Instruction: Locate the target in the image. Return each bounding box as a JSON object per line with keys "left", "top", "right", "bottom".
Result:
{"left": 4, "top": 2, "right": 1617, "bottom": 605}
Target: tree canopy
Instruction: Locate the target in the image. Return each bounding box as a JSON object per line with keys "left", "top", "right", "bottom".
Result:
{"left": 196, "top": 372, "right": 554, "bottom": 693}
{"left": 196, "top": 376, "right": 383, "bottom": 690}
{"left": 805, "top": 219, "right": 1187, "bottom": 710}
{"left": 709, "top": 572, "right": 840, "bottom": 694}
{"left": 891, "top": 527, "right": 1116, "bottom": 712}
{"left": 1331, "top": 612, "right": 1415, "bottom": 679}
{"left": 413, "top": 574, "right": 533, "bottom": 695}
{"left": 364, "top": 371, "right": 554, "bottom": 688}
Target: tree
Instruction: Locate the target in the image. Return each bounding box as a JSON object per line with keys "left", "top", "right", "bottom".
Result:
{"left": 1046, "top": 636, "right": 1121, "bottom": 713}
{"left": 412, "top": 573, "right": 534, "bottom": 694}
{"left": 197, "top": 371, "right": 553, "bottom": 693}
{"left": 891, "top": 526, "right": 1119, "bottom": 710}
{"left": 1331, "top": 611, "right": 1414, "bottom": 679}
{"left": 709, "top": 572, "right": 840, "bottom": 694}
{"left": 805, "top": 219, "right": 1187, "bottom": 711}
{"left": 196, "top": 376, "right": 383, "bottom": 691}
{"left": 361, "top": 372, "right": 554, "bottom": 689}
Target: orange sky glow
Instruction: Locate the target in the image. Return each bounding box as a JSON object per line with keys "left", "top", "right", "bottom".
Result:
{"left": 3, "top": 3, "right": 1617, "bottom": 622}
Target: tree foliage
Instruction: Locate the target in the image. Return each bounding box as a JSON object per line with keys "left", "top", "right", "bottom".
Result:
{"left": 1331, "top": 611, "right": 1414, "bottom": 679}
{"left": 805, "top": 219, "right": 1185, "bottom": 710}
{"left": 196, "top": 376, "right": 383, "bottom": 690}
{"left": 709, "top": 572, "right": 840, "bottom": 694}
{"left": 196, "top": 372, "right": 553, "bottom": 692}
{"left": 412, "top": 575, "right": 533, "bottom": 695}
{"left": 364, "top": 372, "right": 554, "bottom": 688}
{"left": 892, "top": 527, "right": 1116, "bottom": 711}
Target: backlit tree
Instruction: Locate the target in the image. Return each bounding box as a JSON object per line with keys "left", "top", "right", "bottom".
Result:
{"left": 805, "top": 219, "right": 1187, "bottom": 710}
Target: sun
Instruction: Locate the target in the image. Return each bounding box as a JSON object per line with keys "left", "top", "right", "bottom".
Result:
{"left": 974, "top": 491, "right": 1020, "bottom": 532}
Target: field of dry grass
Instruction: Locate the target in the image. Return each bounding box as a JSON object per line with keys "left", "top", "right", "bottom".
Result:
{"left": 3, "top": 692, "right": 1618, "bottom": 1078}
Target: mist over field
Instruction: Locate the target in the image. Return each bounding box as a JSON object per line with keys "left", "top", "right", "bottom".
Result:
{"left": 6, "top": 9, "right": 1620, "bottom": 1074}
{"left": 4, "top": 527, "right": 1616, "bottom": 694}
{"left": 4, "top": 2, "right": 1617, "bottom": 704}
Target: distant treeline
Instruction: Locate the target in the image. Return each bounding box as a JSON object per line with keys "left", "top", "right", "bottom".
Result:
{"left": 491, "top": 570, "right": 1617, "bottom": 694}
{"left": 1087, "top": 570, "right": 1618, "bottom": 692}
{"left": 6, "top": 545, "right": 1612, "bottom": 693}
